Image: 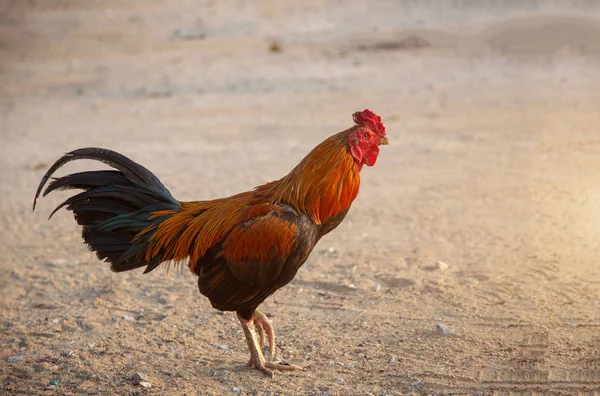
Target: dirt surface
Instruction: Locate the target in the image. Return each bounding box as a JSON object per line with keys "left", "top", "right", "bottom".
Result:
{"left": 2, "top": 1, "right": 600, "bottom": 394}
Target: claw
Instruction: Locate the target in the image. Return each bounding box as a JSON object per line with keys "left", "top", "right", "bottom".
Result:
{"left": 265, "top": 361, "right": 303, "bottom": 372}
{"left": 249, "top": 359, "right": 302, "bottom": 377}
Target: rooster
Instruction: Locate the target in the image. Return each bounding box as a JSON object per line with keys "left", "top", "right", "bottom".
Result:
{"left": 33, "top": 109, "right": 388, "bottom": 377}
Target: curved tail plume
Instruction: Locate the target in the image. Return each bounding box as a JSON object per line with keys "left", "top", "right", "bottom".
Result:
{"left": 33, "top": 147, "right": 181, "bottom": 272}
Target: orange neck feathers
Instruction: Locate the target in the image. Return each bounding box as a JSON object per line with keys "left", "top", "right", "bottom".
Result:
{"left": 265, "top": 131, "right": 360, "bottom": 225}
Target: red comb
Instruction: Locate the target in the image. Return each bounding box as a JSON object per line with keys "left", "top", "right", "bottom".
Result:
{"left": 352, "top": 109, "right": 386, "bottom": 136}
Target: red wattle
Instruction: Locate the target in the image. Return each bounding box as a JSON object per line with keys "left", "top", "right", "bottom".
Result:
{"left": 364, "top": 147, "right": 379, "bottom": 167}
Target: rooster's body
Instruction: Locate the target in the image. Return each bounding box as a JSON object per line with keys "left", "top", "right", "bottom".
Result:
{"left": 34, "top": 109, "right": 388, "bottom": 376}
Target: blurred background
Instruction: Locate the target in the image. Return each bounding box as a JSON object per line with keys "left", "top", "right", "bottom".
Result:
{"left": 1, "top": 1, "right": 600, "bottom": 394}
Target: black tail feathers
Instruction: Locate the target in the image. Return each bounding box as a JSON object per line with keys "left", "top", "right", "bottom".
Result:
{"left": 34, "top": 148, "right": 180, "bottom": 273}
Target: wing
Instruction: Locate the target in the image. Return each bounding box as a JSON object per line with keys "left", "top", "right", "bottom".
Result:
{"left": 219, "top": 210, "right": 298, "bottom": 287}
{"left": 196, "top": 204, "right": 320, "bottom": 313}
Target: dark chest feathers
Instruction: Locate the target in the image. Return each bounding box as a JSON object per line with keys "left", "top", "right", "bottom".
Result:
{"left": 318, "top": 207, "right": 350, "bottom": 239}
{"left": 195, "top": 204, "right": 351, "bottom": 313}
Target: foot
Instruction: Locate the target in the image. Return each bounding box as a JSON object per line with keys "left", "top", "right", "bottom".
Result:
{"left": 237, "top": 311, "right": 302, "bottom": 378}
{"left": 248, "top": 358, "right": 302, "bottom": 378}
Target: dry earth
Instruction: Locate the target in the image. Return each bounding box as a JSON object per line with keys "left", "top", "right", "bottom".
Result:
{"left": 1, "top": 1, "right": 600, "bottom": 395}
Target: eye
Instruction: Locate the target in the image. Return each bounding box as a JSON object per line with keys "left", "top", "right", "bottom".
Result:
{"left": 362, "top": 133, "right": 369, "bottom": 139}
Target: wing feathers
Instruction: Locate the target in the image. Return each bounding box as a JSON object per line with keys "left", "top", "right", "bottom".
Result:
{"left": 221, "top": 213, "right": 297, "bottom": 286}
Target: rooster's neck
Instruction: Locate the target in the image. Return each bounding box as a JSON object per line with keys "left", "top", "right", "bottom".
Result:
{"left": 265, "top": 132, "right": 360, "bottom": 225}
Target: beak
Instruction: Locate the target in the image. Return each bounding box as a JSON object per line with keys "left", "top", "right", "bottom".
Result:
{"left": 380, "top": 136, "right": 390, "bottom": 145}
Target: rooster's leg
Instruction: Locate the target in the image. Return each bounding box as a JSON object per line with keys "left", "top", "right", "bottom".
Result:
{"left": 253, "top": 309, "right": 275, "bottom": 358}
{"left": 237, "top": 312, "right": 302, "bottom": 377}
{"left": 254, "top": 316, "right": 267, "bottom": 352}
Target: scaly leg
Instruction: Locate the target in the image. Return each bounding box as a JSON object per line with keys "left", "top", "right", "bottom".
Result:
{"left": 237, "top": 312, "right": 302, "bottom": 377}
{"left": 253, "top": 309, "right": 275, "bottom": 358}
{"left": 254, "top": 317, "right": 267, "bottom": 352}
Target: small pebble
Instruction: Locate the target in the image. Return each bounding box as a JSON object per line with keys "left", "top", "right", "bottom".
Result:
{"left": 45, "top": 385, "right": 57, "bottom": 391}
{"left": 232, "top": 387, "right": 241, "bottom": 393}
{"left": 45, "top": 258, "right": 79, "bottom": 267}
{"left": 172, "top": 28, "right": 206, "bottom": 41}
{"left": 7, "top": 355, "right": 23, "bottom": 362}
{"left": 30, "top": 162, "right": 49, "bottom": 170}
{"left": 61, "top": 350, "right": 73, "bottom": 357}
{"left": 269, "top": 40, "right": 283, "bottom": 53}
{"left": 335, "top": 377, "right": 345, "bottom": 384}
{"left": 122, "top": 314, "right": 135, "bottom": 321}
{"left": 388, "top": 356, "right": 396, "bottom": 364}
{"left": 322, "top": 247, "right": 341, "bottom": 258}
{"left": 49, "top": 379, "right": 59, "bottom": 386}
{"left": 411, "top": 381, "right": 422, "bottom": 391}
{"left": 372, "top": 283, "right": 381, "bottom": 292}
{"left": 131, "top": 372, "right": 147, "bottom": 382}
{"left": 436, "top": 261, "right": 449, "bottom": 270}
{"left": 139, "top": 381, "right": 152, "bottom": 388}
{"left": 348, "top": 284, "right": 357, "bottom": 289}
{"left": 435, "top": 323, "right": 454, "bottom": 335}
{"left": 216, "top": 345, "right": 230, "bottom": 351}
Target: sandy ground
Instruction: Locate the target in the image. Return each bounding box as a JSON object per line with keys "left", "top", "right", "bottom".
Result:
{"left": 2, "top": 1, "right": 600, "bottom": 394}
